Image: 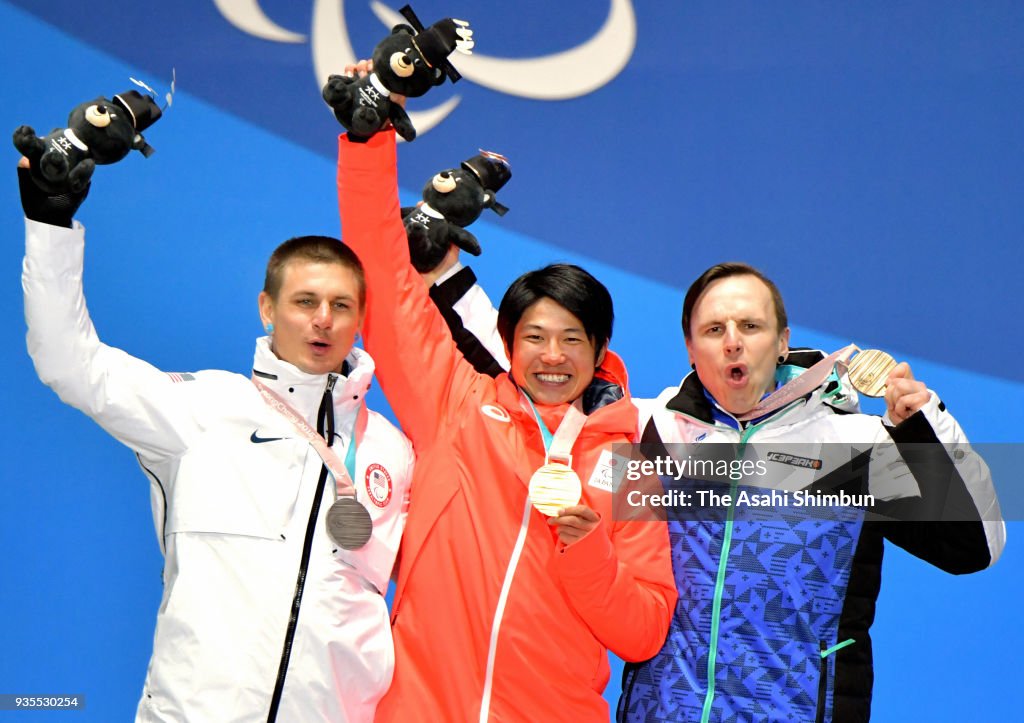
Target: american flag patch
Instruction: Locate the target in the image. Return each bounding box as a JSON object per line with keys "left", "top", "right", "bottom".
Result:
{"left": 166, "top": 372, "right": 195, "bottom": 383}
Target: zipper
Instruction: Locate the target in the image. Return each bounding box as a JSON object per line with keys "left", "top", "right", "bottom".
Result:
{"left": 699, "top": 418, "right": 771, "bottom": 723}
{"left": 619, "top": 664, "right": 640, "bottom": 719}
{"left": 266, "top": 374, "right": 336, "bottom": 722}
{"left": 816, "top": 638, "right": 855, "bottom": 723}
{"left": 136, "top": 455, "right": 168, "bottom": 557}
{"left": 478, "top": 488, "right": 534, "bottom": 722}
{"left": 699, "top": 477, "right": 738, "bottom": 723}
{"left": 676, "top": 389, "right": 817, "bottom": 720}
{"left": 696, "top": 404, "right": 847, "bottom": 721}
{"left": 815, "top": 640, "right": 829, "bottom": 723}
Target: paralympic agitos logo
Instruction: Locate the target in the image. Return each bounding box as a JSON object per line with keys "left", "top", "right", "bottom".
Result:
{"left": 212, "top": 0, "right": 636, "bottom": 136}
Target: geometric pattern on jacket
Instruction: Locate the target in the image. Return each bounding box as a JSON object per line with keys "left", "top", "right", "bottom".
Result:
{"left": 617, "top": 349, "right": 1002, "bottom": 723}
{"left": 620, "top": 489, "right": 863, "bottom": 721}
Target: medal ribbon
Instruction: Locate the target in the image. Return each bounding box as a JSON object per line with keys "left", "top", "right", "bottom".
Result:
{"left": 736, "top": 344, "right": 859, "bottom": 421}
{"left": 521, "top": 394, "right": 587, "bottom": 465}
{"left": 251, "top": 377, "right": 366, "bottom": 499}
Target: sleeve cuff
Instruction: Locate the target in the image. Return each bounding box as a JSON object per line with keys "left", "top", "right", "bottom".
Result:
{"left": 24, "top": 217, "right": 85, "bottom": 276}
{"left": 554, "top": 517, "right": 615, "bottom": 581}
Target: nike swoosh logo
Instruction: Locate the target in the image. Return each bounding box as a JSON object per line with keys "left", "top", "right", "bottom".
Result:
{"left": 251, "top": 431, "right": 285, "bottom": 444}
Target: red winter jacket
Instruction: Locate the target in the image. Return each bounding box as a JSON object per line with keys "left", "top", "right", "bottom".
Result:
{"left": 337, "top": 131, "right": 675, "bottom": 722}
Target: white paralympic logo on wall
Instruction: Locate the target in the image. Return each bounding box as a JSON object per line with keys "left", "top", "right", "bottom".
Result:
{"left": 213, "top": 0, "right": 636, "bottom": 136}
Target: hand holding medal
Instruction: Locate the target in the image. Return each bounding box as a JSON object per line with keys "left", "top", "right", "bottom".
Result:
{"left": 547, "top": 504, "right": 600, "bottom": 545}
{"left": 844, "top": 348, "right": 929, "bottom": 424}
{"left": 881, "top": 361, "right": 930, "bottom": 425}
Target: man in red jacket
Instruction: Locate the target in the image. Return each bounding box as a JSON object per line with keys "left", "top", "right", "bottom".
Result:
{"left": 334, "top": 63, "right": 675, "bottom": 723}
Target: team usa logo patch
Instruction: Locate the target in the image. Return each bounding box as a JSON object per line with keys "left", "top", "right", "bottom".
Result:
{"left": 364, "top": 463, "right": 392, "bottom": 507}
{"left": 480, "top": 404, "right": 511, "bottom": 423}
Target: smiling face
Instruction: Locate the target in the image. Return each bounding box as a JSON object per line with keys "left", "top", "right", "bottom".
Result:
{"left": 258, "top": 259, "right": 364, "bottom": 376}
{"left": 509, "top": 297, "right": 606, "bottom": 406}
{"left": 685, "top": 274, "right": 790, "bottom": 415}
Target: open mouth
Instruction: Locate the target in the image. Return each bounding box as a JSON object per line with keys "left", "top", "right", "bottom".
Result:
{"left": 726, "top": 364, "right": 748, "bottom": 386}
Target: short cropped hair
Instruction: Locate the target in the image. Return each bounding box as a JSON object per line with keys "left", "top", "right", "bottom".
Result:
{"left": 264, "top": 235, "right": 366, "bottom": 307}
{"left": 681, "top": 262, "right": 788, "bottom": 340}
{"left": 497, "top": 263, "right": 614, "bottom": 359}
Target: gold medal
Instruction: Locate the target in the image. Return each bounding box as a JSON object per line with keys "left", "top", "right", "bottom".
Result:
{"left": 528, "top": 462, "right": 582, "bottom": 517}
{"left": 846, "top": 348, "right": 897, "bottom": 397}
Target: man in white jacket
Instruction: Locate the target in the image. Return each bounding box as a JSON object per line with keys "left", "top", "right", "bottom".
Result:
{"left": 19, "top": 159, "right": 413, "bottom": 723}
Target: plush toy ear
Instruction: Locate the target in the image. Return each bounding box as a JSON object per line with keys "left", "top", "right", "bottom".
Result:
{"left": 391, "top": 24, "right": 415, "bottom": 35}
{"left": 132, "top": 134, "right": 156, "bottom": 158}
{"left": 430, "top": 68, "right": 446, "bottom": 86}
{"left": 484, "top": 193, "right": 509, "bottom": 217}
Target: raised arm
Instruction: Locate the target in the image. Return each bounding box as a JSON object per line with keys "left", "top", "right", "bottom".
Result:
{"left": 21, "top": 166, "right": 195, "bottom": 462}
{"left": 337, "top": 131, "right": 481, "bottom": 448}
{"left": 876, "top": 386, "right": 1005, "bottom": 573}
{"left": 429, "top": 262, "right": 508, "bottom": 377}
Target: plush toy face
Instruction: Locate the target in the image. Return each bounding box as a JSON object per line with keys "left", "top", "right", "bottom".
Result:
{"left": 422, "top": 168, "right": 489, "bottom": 227}
{"left": 67, "top": 97, "right": 137, "bottom": 164}
{"left": 371, "top": 26, "right": 447, "bottom": 97}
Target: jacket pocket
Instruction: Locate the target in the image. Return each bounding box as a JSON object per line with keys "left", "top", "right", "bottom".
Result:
{"left": 165, "top": 436, "right": 305, "bottom": 539}
{"left": 817, "top": 638, "right": 855, "bottom": 723}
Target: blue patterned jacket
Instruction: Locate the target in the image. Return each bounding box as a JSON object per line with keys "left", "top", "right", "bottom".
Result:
{"left": 618, "top": 350, "right": 1003, "bottom": 722}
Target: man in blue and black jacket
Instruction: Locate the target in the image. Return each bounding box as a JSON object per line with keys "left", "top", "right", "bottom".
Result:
{"left": 617, "top": 262, "right": 1004, "bottom": 722}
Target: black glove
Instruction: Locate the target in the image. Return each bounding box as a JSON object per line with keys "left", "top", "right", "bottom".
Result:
{"left": 17, "top": 166, "right": 89, "bottom": 228}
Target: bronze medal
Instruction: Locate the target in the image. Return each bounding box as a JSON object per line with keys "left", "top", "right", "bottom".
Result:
{"left": 326, "top": 496, "right": 373, "bottom": 550}
{"left": 846, "top": 348, "right": 897, "bottom": 397}
{"left": 528, "top": 462, "right": 582, "bottom": 517}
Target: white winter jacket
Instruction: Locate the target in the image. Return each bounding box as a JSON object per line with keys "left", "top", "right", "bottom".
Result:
{"left": 23, "top": 218, "right": 414, "bottom": 722}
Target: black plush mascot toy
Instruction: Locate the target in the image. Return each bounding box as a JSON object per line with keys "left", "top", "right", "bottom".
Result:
{"left": 404, "top": 150, "right": 511, "bottom": 273}
{"left": 322, "top": 4, "right": 473, "bottom": 142}
{"left": 13, "top": 89, "right": 163, "bottom": 194}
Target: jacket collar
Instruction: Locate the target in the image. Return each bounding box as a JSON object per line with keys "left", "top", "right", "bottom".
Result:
{"left": 251, "top": 336, "right": 374, "bottom": 430}
{"left": 494, "top": 349, "right": 638, "bottom": 438}
{"left": 664, "top": 348, "right": 834, "bottom": 427}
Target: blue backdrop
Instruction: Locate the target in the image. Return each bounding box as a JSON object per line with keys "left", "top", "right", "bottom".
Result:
{"left": 0, "top": 2, "right": 1020, "bottom": 720}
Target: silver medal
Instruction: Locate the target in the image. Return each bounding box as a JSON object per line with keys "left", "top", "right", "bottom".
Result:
{"left": 326, "top": 497, "right": 373, "bottom": 550}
